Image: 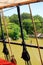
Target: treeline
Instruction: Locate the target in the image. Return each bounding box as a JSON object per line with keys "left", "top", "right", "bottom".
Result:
{"left": 0, "top": 13, "right": 43, "bottom": 40}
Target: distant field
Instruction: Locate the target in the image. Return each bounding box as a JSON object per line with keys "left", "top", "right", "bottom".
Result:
{"left": 0, "top": 38, "right": 43, "bottom": 65}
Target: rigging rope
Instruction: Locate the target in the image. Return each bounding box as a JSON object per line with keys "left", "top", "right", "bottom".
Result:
{"left": 29, "top": 4, "right": 43, "bottom": 65}
{"left": 2, "top": 11, "right": 13, "bottom": 56}
{"left": 1, "top": 10, "right": 13, "bottom": 56}
{"left": 3, "top": 6, "right": 16, "bottom": 12}
{"left": 1, "top": 10, "right": 17, "bottom": 64}
{"left": 17, "top": 6, "right": 31, "bottom": 65}
{"left": 0, "top": 10, "right": 10, "bottom": 61}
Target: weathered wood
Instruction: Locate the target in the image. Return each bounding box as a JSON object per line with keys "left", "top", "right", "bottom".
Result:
{"left": 0, "top": 0, "right": 43, "bottom": 9}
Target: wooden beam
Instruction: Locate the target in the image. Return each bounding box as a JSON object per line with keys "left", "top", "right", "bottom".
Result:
{"left": 0, "top": 40, "right": 43, "bottom": 49}
{"left": 0, "top": 0, "right": 43, "bottom": 9}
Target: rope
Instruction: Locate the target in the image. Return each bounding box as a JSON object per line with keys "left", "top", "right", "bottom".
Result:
{"left": 1, "top": 10, "right": 13, "bottom": 56}
{"left": 17, "top": 6, "right": 24, "bottom": 42}
{"left": 4, "top": 6, "right": 16, "bottom": 12}
{"left": 17, "top": 6, "right": 31, "bottom": 65}
{"left": 28, "top": 4, "right": 43, "bottom": 65}
{"left": 1, "top": 10, "right": 17, "bottom": 64}
{"left": 0, "top": 10, "right": 9, "bottom": 60}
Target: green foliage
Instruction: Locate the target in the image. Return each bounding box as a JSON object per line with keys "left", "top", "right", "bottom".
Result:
{"left": 0, "top": 13, "right": 43, "bottom": 40}
{"left": 13, "top": 25, "right": 20, "bottom": 40}
{"left": 34, "top": 18, "right": 42, "bottom": 33}
{"left": 34, "top": 15, "right": 43, "bottom": 22}
{"left": 8, "top": 23, "right": 20, "bottom": 40}
{"left": 21, "top": 13, "right": 31, "bottom": 20}
{"left": 7, "top": 23, "right": 28, "bottom": 40}
{"left": 9, "top": 14, "right": 19, "bottom": 24}
{"left": 35, "top": 23, "right": 41, "bottom": 33}
{"left": 34, "top": 18, "right": 40, "bottom": 22}
{"left": 5, "top": 16, "right": 10, "bottom": 23}
{"left": 0, "top": 29, "right": 1, "bottom": 39}
{"left": 23, "top": 29, "right": 28, "bottom": 39}
{"left": 23, "top": 19, "right": 34, "bottom": 34}
{"left": 42, "top": 28, "right": 43, "bottom": 33}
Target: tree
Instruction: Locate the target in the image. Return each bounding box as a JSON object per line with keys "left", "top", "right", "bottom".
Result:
{"left": 5, "top": 16, "right": 10, "bottom": 23}
{"left": 23, "top": 29, "right": 28, "bottom": 39}
{"left": 23, "top": 19, "right": 34, "bottom": 34}
{"left": 34, "top": 19, "right": 41, "bottom": 33}
{"left": 34, "top": 15, "right": 43, "bottom": 22}
{"left": 9, "top": 14, "right": 19, "bottom": 24}
{"left": 21, "top": 13, "right": 31, "bottom": 20}
{"left": 8, "top": 23, "right": 20, "bottom": 40}
{"left": 7, "top": 23, "right": 28, "bottom": 40}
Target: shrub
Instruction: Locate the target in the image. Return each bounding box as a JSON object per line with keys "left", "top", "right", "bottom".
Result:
{"left": 8, "top": 23, "right": 20, "bottom": 40}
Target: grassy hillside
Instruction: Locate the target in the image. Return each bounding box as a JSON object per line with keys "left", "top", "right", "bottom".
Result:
{"left": 0, "top": 38, "right": 43, "bottom": 65}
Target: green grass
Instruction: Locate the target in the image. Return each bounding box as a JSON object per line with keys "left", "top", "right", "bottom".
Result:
{"left": 0, "top": 38, "right": 43, "bottom": 65}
